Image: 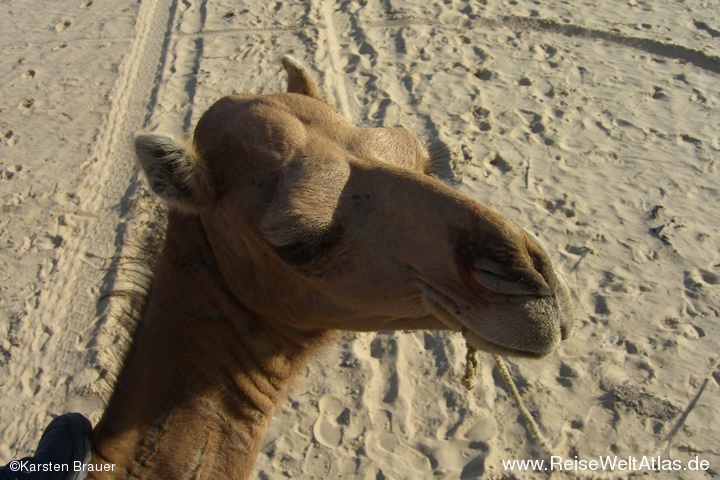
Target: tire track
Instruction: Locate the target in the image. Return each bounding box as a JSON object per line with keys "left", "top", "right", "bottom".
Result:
{"left": 362, "top": 14, "right": 720, "bottom": 75}
{"left": 319, "top": 0, "right": 353, "bottom": 119}
{"left": 180, "top": 0, "right": 208, "bottom": 132}
{"left": 30, "top": 0, "right": 177, "bottom": 413}
{"left": 496, "top": 15, "right": 720, "bottom": 75}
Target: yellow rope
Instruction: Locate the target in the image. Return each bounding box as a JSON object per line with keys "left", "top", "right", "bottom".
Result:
{"left": 463, "top": 342, "right": 555, "bottom": 454}
{"left": 491, "top": 354, "right": 556, "bottom": 456}
{"left": 463, "top": 343, "right": 480, "bottom": 390}
{"left": 464, "top": 345, "right": 719, "bottom": 479}
{"left": 463, "top": 345, "right": 554, "bottom": 452}
{"left": 462, "top": 346, "right": 614, "bottom": 479}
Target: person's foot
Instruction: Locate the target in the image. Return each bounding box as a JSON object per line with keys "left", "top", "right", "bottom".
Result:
{"left": 1, "top": 413, "right": 93, "bottom": 480}
{"left": 33, "top": 413, "right": 92, "bottom": 480}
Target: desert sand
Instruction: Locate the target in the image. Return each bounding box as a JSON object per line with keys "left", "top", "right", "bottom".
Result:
{"left": 1, "top": 0, "right": 718, "bottom": 478}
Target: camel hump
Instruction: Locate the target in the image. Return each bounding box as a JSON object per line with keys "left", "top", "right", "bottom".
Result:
{"left": 135, "top": 133, "right": 214, "bottom": 213}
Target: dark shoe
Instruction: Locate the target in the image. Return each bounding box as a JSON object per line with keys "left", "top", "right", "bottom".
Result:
{"left": 33, "top": 413, "right": 93, "bottom": 480}
{"left": 0, "top": 413, "right": 93, "bottom": 480}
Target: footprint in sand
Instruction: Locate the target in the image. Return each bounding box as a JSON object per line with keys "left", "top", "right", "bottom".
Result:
{"left": 1, "top": 164, "right": 21, "bottom": 179}
{"left": 471, "top": 105, "right": 492, "bottom": 132}
{"left": 365, "top": 430, "right": 432, "bottom": 474}
{"left": 682, "top": 267, "right": 718, "bottom": 302}
{"left": 312, "top": 395, "right": 345, "bottom": 448}
{"left": 696, "top": 268, "right": 719, "bottom": 286}
{"left": 484, "top": 153, "right": 512, "bottom": 174}
{"left": 1, "top": 128, "right": 14, "bottom": 145}
{"left": 54, "top": 20, "right": 72, "bottom": 32}
{"left": 464, "top": 416, "right": 498, "bottom": 443}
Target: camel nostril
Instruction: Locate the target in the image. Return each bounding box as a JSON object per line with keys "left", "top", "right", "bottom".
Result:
{"left": 472, "top": 258, "right": 539, "bottom": 296}
{"left": 523, "top": 229, "right": 558, "bottom": 285}
{"left": 525, "top": 248, "right": 560, "bottom": 298}
{"left": 529, "top": 250, "right": 553, "bottom": 284}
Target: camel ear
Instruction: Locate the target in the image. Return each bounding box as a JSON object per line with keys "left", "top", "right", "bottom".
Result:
{"left": 281, "top": 55, "right": 324, "bottom": 100}
{"left": 135, "top": 134, "right": 213, "bottom": 213}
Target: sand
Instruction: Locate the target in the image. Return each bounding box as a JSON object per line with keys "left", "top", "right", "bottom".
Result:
{"left": 1, "top": 0, "right": 718, "bottom": 478}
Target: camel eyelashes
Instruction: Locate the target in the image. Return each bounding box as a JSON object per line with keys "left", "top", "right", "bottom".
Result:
{"left": 270, "top": 224, "right": 344, "bottom": 266}
{"left": 272, "top": 240, "right": 324, "bottom": 265}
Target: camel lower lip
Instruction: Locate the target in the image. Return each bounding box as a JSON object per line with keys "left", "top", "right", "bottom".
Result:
{"left": 422, "top": 284, "right": 549, "bottom": 358}
{"left": 462, "top": 330, "right": 545, "bottom": 359}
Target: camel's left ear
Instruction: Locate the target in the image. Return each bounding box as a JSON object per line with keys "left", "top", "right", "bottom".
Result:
{"left": 135, "top": 134, "right": 214, "bottom": 213}
{"left": 282, "top": 55, "right": 324, "bottom": 100}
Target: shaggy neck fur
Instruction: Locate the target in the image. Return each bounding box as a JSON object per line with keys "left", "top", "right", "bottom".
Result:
{"left": 90, "top": 212, "right": 332, "bottom": 479}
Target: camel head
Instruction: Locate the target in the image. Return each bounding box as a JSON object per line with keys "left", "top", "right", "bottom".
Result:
{"left": 135, "top": 56, "right": 575, "bottom": 358}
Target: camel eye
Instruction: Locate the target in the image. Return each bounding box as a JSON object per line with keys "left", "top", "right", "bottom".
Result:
{"left": 272, "top": 241, "right": 321, "bottom": 265}
{"left": 270, "top": 224, "right": 344, "bottom": 265}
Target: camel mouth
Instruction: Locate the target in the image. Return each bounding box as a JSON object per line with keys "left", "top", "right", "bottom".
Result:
{"left": 461, "top": 329, "right": 546, "bottom": 359}
{"left": 421, "top": 283, "right": 560, "bottom": 358}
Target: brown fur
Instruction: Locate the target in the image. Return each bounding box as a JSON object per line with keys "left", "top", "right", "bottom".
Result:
{"left": 89, "top": 57, "right": 575, "bottom": 479}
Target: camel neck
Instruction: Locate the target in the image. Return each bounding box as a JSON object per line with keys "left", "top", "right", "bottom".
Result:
{"left": 90, "top": 213, "right": 332, "bottom": 479}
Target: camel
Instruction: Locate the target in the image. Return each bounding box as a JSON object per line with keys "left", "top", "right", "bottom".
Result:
{"left": 87, "top": 56, "right": 575, "bottom": 479}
